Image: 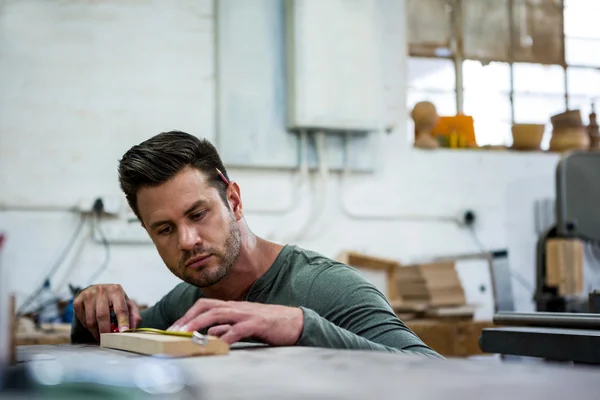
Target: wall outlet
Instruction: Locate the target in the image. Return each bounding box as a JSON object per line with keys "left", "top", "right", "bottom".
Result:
{"left": 76, "top": 196, "right": 122, "bottom": 216}
{"left": 457, "top": 209, "right": 476, "bottom": 227}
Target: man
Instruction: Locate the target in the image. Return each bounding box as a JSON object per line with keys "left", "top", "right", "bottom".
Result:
{"left": 71, "top": 131, "right": 441, "bottom": 358}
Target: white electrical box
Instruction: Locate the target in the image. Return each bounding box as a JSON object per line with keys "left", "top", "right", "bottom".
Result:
{"left": 285, "top": 0, "right": 382, "bottom": 131}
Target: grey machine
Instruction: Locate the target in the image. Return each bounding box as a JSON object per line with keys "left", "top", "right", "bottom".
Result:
{"left": 535, "top": 151, "right": 600, "bottom": 312}
{"left": 480, "top": 151, "right": 600, "bottom": 364}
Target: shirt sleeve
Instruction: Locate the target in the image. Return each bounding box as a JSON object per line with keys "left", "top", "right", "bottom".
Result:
{"left": 296, "top": 264, "right": 443, "bottom": 359}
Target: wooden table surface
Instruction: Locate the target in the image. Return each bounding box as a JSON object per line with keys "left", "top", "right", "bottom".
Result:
{"left": 16, "top": 344, "right": 600, "bottom": 399}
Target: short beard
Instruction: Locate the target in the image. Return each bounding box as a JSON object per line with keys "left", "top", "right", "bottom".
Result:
{"left": 177, "top": 212, "right": 241, "bottom": 288}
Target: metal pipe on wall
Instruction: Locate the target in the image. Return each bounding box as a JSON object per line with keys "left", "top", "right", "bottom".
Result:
{"left": 494, "top": 311, "right": 600, "bottom": 330}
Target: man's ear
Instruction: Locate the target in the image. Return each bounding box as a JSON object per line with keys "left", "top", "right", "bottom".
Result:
{"left": 227, "top": 181, "right": 243, "bottom": 221}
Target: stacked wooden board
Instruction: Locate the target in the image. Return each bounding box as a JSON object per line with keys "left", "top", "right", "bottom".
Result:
{"left": 338, "top": 250, "right": 487, "bottom": 357}
{"left": 393, "top": 261, "right": 469, "bottom": 317}
{"left": 338, "top": 251, "right": 474, "bottom": 320}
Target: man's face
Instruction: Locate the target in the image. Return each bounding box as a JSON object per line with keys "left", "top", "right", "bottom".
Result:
{"left": 137, "top": 166, "right": 242, "bottom": 288}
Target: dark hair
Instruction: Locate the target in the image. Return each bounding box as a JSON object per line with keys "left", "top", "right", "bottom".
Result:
{"left": 118, "top": 131, "right": 230, "bottom": 220}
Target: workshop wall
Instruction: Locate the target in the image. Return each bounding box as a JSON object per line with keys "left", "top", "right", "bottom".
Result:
{"left": 0, "top": 0, "right": 560, "bottom": 313}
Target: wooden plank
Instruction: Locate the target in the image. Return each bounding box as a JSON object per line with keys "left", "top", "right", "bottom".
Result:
{"left": 16, "top": 332, "right": 70, "bottom": 346}
{"left": 395, "top": 261, "right": 467, "bottom": 308}
{"left": 546, "top": 238, "right": 584, "bottom": 296}
{"left": 15, "top": 319, "right": 71, "bottom": 346}
{"left": 390, "top": 300, "right": 429, "bottom": 313}
{"left": 337, "top": 251, "right": 399, "bottom": 271}
{"left": 100, "top": 332, "right": 229, "bottom": 357}
{"left": 39, "top": 322, "right": 72, "bottom": 333}
{"left": 425, "top": 305, "right": 476, "bottom": 319}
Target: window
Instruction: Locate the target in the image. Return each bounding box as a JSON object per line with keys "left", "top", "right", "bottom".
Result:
{"left": 407, "top": 0, "right": 600, "bottom": 147}
{"left": 463, "top": 61, "right": 512, "bottom": 146}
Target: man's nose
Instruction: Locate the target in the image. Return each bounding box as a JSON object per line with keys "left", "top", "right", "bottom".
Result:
{"left": 178, "top": 224, "right": 201, "bottom": 251}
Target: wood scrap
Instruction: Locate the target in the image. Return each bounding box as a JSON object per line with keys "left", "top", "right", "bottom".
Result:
{"left": 15, "top": 317, "right": 36, "bottom": 334}
{"left": 100, "top": 332, "right": 229, "bottom": 357}
{"left": 546, "top": 238, "right": 584, "bottom": 296}
{"left": 390, "top": 300, "right": 429, "bottom": 313}
{"left": 15, "top": 318, "right": 72, "bottom": 346}
{"left": 425, "top": 305, "right": 476, "bottom": 320}
{"left": 396, "top": 261, "right": 466, "bottom": 308}
{"left": 39, "top": 322, "right": 72, "bottom": 333}
{"left": 15, "top": 331, "right": 70, "bottom": 346}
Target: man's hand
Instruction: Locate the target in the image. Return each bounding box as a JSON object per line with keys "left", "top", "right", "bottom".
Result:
{"left": 73, "top": 284, "right": 142, "bottom": 341}
{"left": 168, "top": 299, "right": 304, "bottom": 346}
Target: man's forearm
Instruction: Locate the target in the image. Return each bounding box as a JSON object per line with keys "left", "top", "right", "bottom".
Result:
{"left": 296, "top": 307, "right": 443, "bottom": 359}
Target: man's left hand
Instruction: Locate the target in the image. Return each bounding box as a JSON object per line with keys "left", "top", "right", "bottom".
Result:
{"left": 168, "top": 299, "right": 304, "bottom": 346}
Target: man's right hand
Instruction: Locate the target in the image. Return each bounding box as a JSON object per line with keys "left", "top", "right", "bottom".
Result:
{"left": 73, "top": 284, "right": 142, "bottom": 341}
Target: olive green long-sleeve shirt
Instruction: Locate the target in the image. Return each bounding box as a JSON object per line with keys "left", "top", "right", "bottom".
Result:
{"left": 71, "top": 245, "right": 441, "bottom": 358}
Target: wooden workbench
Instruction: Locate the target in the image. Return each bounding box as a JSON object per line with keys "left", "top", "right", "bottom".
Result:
{"left": 15, "top": 344, "right": 599, "bottom": 399}
{"left": 15, "top": 319, "right": 496, "bottom": 358}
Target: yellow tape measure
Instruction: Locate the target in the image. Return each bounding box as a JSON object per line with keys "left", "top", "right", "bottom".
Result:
{"left": 123, "top": 328, "right": 210, "bottom": 345}
{"left": 124, "top": 327, "right": 194, "bottom": 338}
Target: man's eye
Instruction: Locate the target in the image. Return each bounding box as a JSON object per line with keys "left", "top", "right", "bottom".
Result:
{"left": 191, "top": 211, "right": 207, "bottom": 221}
{"left": 158, "top": 226, "right": 172, "bottom": 236}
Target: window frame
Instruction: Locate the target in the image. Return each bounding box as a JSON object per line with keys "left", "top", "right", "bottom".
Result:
{"left": 408, "top": 0, "right": 600, "bottom": 146}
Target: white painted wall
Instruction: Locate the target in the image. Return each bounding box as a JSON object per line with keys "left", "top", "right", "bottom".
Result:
{"left": 0, "top": 0, "right": 560, "bottom": 314}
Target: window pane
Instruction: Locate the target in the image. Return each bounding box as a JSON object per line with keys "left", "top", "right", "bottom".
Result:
{"left": 564, "top": 1, "right": 600, "bottom": 39}
{"left": 567, "top": 67, "right": 600, "bottom": 96}
{"left": 566, "top": 37, "right": 600, "bottom": 67}
{"left": 463, "top": 60, "right": 511, "bottom": 92}
{"left": 514, "top": 94, "right": 567, "bottom": 123}
{"left": 407, "top": 57, "right": 456, "bottom": 91}
{"left": 462, "top": 0, "right": 510, "bottom": 62}
{"left": 511, "top": 0, "right": 564, "bottom": 65}
{"left": 513, "top": 63, "right": 565, "bottom": 94}
{"left": 407, "top": 89, "right": 457, "bottom": 116}
{"left": 464, "top": 91, "right": 512, "bottom": 121}
{"left": 407, "top": 0, "right": 453, "bottom": 57}
{"left": 473, "top": 119, "right": 512, "bottom": 147}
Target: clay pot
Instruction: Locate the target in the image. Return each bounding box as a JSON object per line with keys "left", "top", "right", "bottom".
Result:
{"left": 551, "top": 110, "right": 583, "bottom": 130}
{"left": 511, "top": 123, "right": 545, "bottom": 150}
{"left": 549, "top": 126, "right": 590, "bottom": 152}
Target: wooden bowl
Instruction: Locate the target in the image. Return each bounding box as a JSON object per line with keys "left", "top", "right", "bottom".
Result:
{"left": 511, "top": 123, "right": 545, "bottom": 150}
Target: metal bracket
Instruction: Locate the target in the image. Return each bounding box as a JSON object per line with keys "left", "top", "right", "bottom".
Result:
{"left": 192, "top": 331, "right": 208, "bottom": 346}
